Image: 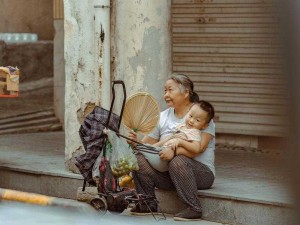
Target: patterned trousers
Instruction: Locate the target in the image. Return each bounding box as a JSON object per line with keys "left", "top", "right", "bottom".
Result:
{"left": 132, "top": 153, "right": 215, "bottom": 212}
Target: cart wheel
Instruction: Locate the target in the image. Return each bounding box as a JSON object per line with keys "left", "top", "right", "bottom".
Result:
{"left": 90, "top": 197, "right": 107, "bottom": 215}
{"left": 107, "top": 195, "right": 128, "bottom": 214}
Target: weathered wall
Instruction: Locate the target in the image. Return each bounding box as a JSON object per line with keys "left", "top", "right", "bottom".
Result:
{"left": 64, "top": 0, "right": 172, "bottom": 172}
{"left": 111, "top": 0, "right": 172, "bottom": 113}
{"left": 64, "top": 0, "right": 105, "bottom": 172}
{"left": 53, "top": 0, "right": 65, "bottom": 125}
{"left": 0, "top": 0, "right": 54, "bottom": 40}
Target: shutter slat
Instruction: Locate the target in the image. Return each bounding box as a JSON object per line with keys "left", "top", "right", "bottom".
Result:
{"left": 194, "top": 85, "right": 285, "bottom": 95}
{"left": 216, "top": 122, "right": 285, "bottom": 137}
{"left": 217, "top": 113, "right": 285, "bottom": 125}
{"left": 174, "top": 62, "right": 281, "bottom": 69}
{"left": 174, "top": 66, "right": 281, "bottom": 75}
{"left": 200, "top": 92, "right": 285, "bottom": 105}
{"left": 173, "top": 55, "right": 280, "bottom": 65}
{"left": 173, "top": 46, "right": 280, "bottom": 55}
{"left": 173, "top": 37, "right": 279, "bottom": 45}
{"left": 172, "top": 17, "right": 279, "bottom": 24}
{"left": 172, "top": 7, "right": 276, "bottom": 14}
{"left": 214, "top": 102, "right": 285, "bottom": 115}
{"left": 186, "top": 74, "right": 285, "bottom": 85}
{"left": 173, "top": 27, "right": 278, "bottom": 34}
{"left": 173, "top": 0, "right": 273, "bottom": 4}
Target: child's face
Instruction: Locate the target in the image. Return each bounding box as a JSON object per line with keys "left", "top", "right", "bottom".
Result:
{"left": 185, "top": 105, "right": 209, "bottom": 130}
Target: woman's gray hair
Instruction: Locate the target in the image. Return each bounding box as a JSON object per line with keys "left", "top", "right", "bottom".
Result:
{"left": 169, "top": 73, "right": 199, "bottom": 103}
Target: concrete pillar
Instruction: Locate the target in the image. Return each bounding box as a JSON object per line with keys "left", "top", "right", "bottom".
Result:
{"left": 64, "top": 1, "right": 100, "bottom": 172}
{"left": 111, "top": 0, "right": 172, "bottom": 113}
{"left": 53, "top": 0, "right": 65, "bottom": 126}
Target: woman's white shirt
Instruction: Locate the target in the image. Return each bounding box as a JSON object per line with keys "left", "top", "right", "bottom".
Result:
{"left": 148, "top": 107, "right": 216, "bottom": 176}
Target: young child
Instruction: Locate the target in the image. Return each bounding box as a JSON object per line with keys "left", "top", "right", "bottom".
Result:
{"left": 142, "top": 100, "right": 215, "bottom": 172}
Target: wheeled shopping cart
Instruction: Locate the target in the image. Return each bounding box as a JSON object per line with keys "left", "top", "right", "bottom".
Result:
{"left": 77, "top": 80, "right": 165, "bottom": 220}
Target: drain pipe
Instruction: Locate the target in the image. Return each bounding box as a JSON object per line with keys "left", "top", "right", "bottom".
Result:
{"left": 94, "top": 0, "right": 111, "bottom": 109}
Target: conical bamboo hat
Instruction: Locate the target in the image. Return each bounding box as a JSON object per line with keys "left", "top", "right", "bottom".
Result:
{"left": 122, "top": 92, "right": 160, "bottom": 135}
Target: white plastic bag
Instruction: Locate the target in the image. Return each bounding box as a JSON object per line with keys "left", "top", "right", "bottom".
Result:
{"left": 92, "top": 150, "right": 102, "bottom": 182}
{"left": 105, "top": 129, "right": 139, "bottom": 177}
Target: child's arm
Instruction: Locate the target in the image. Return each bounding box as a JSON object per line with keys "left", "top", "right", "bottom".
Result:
{"left": 172, "top": 138, "right": 200, "bottom": 154}
{"left": 173, "top": 132, "right": 213, "bottom": 156}
{"left": 176, "top": 147, "right": 197, "bottom": 158}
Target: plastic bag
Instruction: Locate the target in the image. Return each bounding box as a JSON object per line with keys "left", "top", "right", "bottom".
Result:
{"left": 142, "top": 151, "right": 169, "bottom": 172}
{"left": 136, "top": 144, "right": 169, "bottom": 172}
{"left": 92, "top": 149, "right": 102, "bottom": 182}
{"left": 105, "top": 129, "right": 139, "bottom": 177}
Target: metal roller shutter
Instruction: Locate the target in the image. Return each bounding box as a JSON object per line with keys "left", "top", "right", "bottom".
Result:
{"left": 172, "top": 0, "right": 286, "bottom": 136}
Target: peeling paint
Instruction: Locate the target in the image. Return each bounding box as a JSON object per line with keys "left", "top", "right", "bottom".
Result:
{"left": 64, "top": 0, "right": 100, "bottom": 166}
{"left": 65, "top": 146, "right": 85, "bottom": 174}
{"left": 143, "top": 17, "right": 150, "bottom": 23}
{"left": 77, "top": 102, "right": 96, "bottom": 124}
{"left": 112, "top": 0, "right": 171, "bottom": 111}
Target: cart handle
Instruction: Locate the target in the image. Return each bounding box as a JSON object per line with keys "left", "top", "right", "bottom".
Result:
{"left": 106, "top": 80, "right": 127, "bottom": 130}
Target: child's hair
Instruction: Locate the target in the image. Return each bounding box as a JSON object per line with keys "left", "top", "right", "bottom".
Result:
{"left": 194, "top": 100, "right": 215, "bottom": 123}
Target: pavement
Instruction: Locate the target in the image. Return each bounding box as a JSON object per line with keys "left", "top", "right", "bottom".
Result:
{"left": 0, "top": 78, "right": 294, "bottom": 224}
{"left": 0, "top": 201, "right": 224, "bottom": 225}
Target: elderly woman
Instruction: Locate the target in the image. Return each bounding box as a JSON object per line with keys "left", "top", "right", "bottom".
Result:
{"left": 128, "top": 74, "right": 215, "bottom": 221}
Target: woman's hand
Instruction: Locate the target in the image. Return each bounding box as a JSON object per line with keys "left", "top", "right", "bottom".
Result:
{"left": 159, "top": 147, "right": 175, "bottom": 161}
{"left": 127, "top": 129, "right": 138, "bottom": 148}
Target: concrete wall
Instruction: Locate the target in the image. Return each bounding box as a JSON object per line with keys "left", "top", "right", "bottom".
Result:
{"left": 64, "top": 0, "right": 172, "bottom": 172}
{"left": 54, "top": 20, "right": 65, "bottom": 126}
{"left": 64, "top": 0, "right": 100, "bottom": 171}
{"left": 0, "top": 0, "right": 54, "bottom": 40}
{"left": 1, "top": 41, "right": 53, "bottom": 83}
{"left": 111, "top": 0, "right": 172, "bottom": 113}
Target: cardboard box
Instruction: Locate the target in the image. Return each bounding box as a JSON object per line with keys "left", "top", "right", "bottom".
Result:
{"left": 0, "top": 66, "right": 19, "bottom": 97}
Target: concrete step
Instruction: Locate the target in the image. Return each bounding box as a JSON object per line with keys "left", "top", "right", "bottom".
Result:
{"left": 0, "top": 166, "right": 83, "bottom": 200}
{"left": 0, "top": 109, "right": 62, "bottom": 135}
{"left": 0, "top": 132, "right": 295, "bottom": 225}
{"left": 0, "top": 109, "right": 55, "bottom": 124}
{"left": 156, "top": 189, "right": 293, "bottom": 225}
{"left": 76, "top": 185, "right": 293, "bottom": 225}
{"left": 0, "top": 132, "right": 82, "bottom": 199}
{"left": 0, "top": 117, "right": 59, "bottom": 130}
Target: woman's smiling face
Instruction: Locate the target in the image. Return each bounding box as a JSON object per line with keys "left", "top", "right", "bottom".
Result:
{"left": 164, "top": 79, "right": 187, "bottom": 108}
